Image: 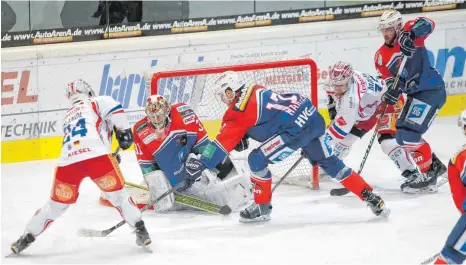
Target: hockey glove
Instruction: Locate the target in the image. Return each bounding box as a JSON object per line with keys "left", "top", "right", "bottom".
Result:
{"left": 115, "top": 128, "right": 134, "bottom": 150}
{"left": 327, "top": 95, "right": 337, "bottom": 121}
{"left": 382, "top": 88, "right": 402, "bottom": 105}
{"left": 399, "top": 31, "right": 416, "bottom": 57}
{"left": 183, "top": 158, "right": 206, "bottom": 191}
{"left": 234, "top": 136, "right": 249, "bottom": 152}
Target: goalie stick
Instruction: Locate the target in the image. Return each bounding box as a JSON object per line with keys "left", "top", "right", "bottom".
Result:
{"left": 77, "top": 181, "right": 186, "bottom": 237}
{"left": 420, "top": 253, "right": 439, "bottom": 265}
{"left": 125, "top": 181, "right": 232, "bottom": 215}
{"left": 330, "top": 56, "right": 408, "bottom": 197}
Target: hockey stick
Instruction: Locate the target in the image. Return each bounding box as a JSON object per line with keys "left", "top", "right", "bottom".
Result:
{"left": 330, "top": 56, "right": 408, "bottom": 197}
{"left": 420, "top": 253, "right": 439, "bottom": 265}
{"left": 77, "top": 181, "right": 186, "bottom": 238}
{"left": 272, "top": 155, "right": 305, "bottom": 193}
{"left": 125, "top": 181, "right": 232, "bottom": 215}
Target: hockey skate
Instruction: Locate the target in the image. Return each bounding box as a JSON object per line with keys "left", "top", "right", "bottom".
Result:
{"left": 10, "top": 233, "right": 35, "bottom": 254}
{"left": 361, "top": 189, "right": 390, "bottom": 217}
{"left": 239, "top": 202, "right": 272, "bottom": 223}
{"left": 134, "top": 220, "right": 151, "bottom": 247}
{"left": 400, "top": 169, "right": 438, "bottom": 194}
{"left": 426, "top": 153, "right": 448, "bottom": 188}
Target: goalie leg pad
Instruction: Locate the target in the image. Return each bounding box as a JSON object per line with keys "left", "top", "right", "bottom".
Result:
{"left": 104, "top": 189, "right": 141, "bottom": 228}
{"left": 144, "top": 170, "right": 175, "bottom": 212}
{"left": 439, "top": 214, "right": 466, "bottom": 264}
{"left": 25, "top": 199, "right": 69, "bottom": 237}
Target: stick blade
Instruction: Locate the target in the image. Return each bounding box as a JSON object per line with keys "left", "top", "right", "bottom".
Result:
{"left": 219, "top": 205, "right": 232, "bottom": 215}
{"left": 77, "top": 228, "right": 111, "bottom": 237}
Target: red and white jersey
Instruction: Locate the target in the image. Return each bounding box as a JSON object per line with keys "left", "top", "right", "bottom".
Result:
{"left": 448, "top": 145, "right": 466, "bottom": 213}
{"left": 57, "top": 96, "right": 128, "bottom": 166}
{"left": 326, "top": 71, "right": 387, "bottom": 145}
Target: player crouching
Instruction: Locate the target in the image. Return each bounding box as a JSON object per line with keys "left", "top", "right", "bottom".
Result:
{"left": 10, "top": 80, "right": 151, "bottom": 255}
{"left": 184, "top": 71, "right": 390, "bottom": 223}
{"left": 434, "top": 110, "right": 466, "bottom": 264}
{"left": 101, "top": 95, "right": 252, "bottom": 213}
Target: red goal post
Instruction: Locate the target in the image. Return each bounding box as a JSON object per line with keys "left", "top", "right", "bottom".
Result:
{"left": 146, "top": 58, "right": 320, "bottom": 190}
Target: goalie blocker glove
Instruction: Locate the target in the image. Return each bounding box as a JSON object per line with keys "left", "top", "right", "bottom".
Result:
{"left": 115, "top": 128, "right": 134, "bottom": 150}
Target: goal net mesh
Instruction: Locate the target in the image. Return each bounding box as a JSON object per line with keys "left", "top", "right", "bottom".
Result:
{"left": 145, "top": 58, "right": 319, "bottom": 189}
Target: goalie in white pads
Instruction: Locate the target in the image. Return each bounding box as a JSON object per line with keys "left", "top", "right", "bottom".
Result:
{"left": 10, "top": 80, "right": 151, "bottom": 255}
{"left": 104, "top": 95, "right": 252, "bottom": 212}
{"left": 323, "top": 61, "right": 446, "bottom": 193}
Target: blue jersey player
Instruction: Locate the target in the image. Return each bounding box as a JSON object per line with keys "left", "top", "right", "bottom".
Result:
{"left": 184, "top": 71, "right": 390, "bottom": 222}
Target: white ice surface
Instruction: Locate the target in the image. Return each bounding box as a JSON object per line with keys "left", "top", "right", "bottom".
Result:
{"left": 1, "top": 115, "right": 464, "bottom": 264}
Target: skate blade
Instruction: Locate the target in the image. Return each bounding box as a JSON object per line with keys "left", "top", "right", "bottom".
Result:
{"left": 402, "top": 185, "right": 438, "bottom": 194}
{"left": 377, "top": 208, "right": 391, "bottom": 218}
{"left": 436, "top": 176, "right": 448, "bottom": 188}
{"left": 239, "top": 215, "right": 271, "bottom": 223}
{"left": 142, "top": 243, "right": 153, "bottom": 253}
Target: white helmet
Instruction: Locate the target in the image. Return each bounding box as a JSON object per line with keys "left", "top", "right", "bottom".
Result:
{"left": 65, "top": 79, "right": 96, "bottom": 103}
{"left": 458, "top": 109, "right": 466, "bottom": 136}
{"left": 213, "top": 71, "right": 242, "bottom": 104}
{"left": 378, "top": 10, "right": 403, "bottom": 33}
{"left": 329, "top": 61, "right": 353, "bottom": 86}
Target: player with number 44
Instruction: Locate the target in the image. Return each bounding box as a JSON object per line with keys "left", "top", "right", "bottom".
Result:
{"left": 10, "top": 80, "right": 152, "bottom": 255}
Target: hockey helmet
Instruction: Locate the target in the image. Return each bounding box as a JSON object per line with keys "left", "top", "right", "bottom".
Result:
{"left": 329, "top": 61, "right": 353, "bottom": 94}
{"left": 213, "top": 71, "right": 242, "bottom": 105}
{"left": 145, "top": 95, "right": 171, "bottom": 132}
{"left": 378, "top": 10, "right": 403, "bottom": 33}
{"left": 65, "top": 79, "right": 96, "bottom": 103}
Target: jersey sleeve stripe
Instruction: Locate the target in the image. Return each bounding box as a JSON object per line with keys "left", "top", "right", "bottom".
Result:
{"left": 328, "top": 124, "right": 346, "bottom": 139}
{"left": 461, "top": 162, "right": 466, "bottom": 183}
{"left": 107, "top": 104, "right": 123, "bottom": 116}
{"left": 194, "top": 135, "right": 209, "bottom": 147}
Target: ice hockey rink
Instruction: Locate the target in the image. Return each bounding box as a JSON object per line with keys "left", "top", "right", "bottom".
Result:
{"left": 1, "top": 115, "right": 463, "bottom": 264}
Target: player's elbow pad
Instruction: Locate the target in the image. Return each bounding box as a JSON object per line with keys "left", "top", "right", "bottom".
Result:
{"left": 115, "top": 128, "right": 134, "bottom": 150}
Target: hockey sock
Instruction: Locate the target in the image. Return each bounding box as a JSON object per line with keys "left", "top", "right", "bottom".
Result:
{"left": 25, "top": 199, "right": 69, "bottom": 237}
{"left": 381, "top": 138, "right": 432, "bottom": 173}
{"left": 104, "top": 189, "right": 142, "bottom": 228}
{"left": 251, "top": 172, "right": 272, "bottom": 204}
{"left": 340, "top": 171, "right": 373, "bottom": 200}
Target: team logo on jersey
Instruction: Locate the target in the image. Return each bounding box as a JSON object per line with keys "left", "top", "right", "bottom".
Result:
{"left": 176, "top": 105, "right": 190, "bottom": 112}
{"left": 95, "top": 175, "right": 118, "bottom": 192}
{"left": 233, "top": 84, "right": 255, "bottom": 112}
{"left": 180, "top": 108, "right": 194, "bottom": 118}
{"left": 136, "top": 122, "right": 148, "bottom": 133}
{"left": 183, "top": 115, "right": 195, "bottom": 125}
{"left": 406, "top": 99, "right": 431, "bottom": 126}
{"left": 142, "top": 133, "right": 157, "bottom": 144}
{"left": 261, "top": 135, "right": 285, "bottom": 157}
{"left": 378, "top": 54, "right": 383, "bottom": 66}
{"left": 336, "top": 116, "right": 347, "bottom": 126}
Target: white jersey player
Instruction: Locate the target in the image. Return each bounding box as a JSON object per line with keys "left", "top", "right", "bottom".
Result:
{"left": 322, "top": 62, "right": 419, "bottom": 184}
{"left": 10, "top": 80, "right": 151, "bottom": 255}
{"left": 324, "top": 61, "right": 446, "bottom": 194}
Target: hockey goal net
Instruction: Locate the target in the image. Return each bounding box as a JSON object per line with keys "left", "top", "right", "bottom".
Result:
{"left": 145, "top": 58, "right": 320, "bottom": 189}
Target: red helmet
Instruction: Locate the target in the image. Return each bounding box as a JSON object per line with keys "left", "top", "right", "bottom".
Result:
{"left": 329, "top": 61, "right": 354, "bottom": 87}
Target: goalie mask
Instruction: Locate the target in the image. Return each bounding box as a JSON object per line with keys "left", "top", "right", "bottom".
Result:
{"left": 65, "top": 79, "right": 96, "bottom": 104}
{"left": 145, "top": 95, "right": 171, "bottom": 140}
{"left": 213, "top": 71, "right": 242, "bottom": 105}
{"left": 328, "top": 61, "right": 353, "bottom": 95}
{"left": 459, "top": 109, "right": 466, "bottom": 136}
